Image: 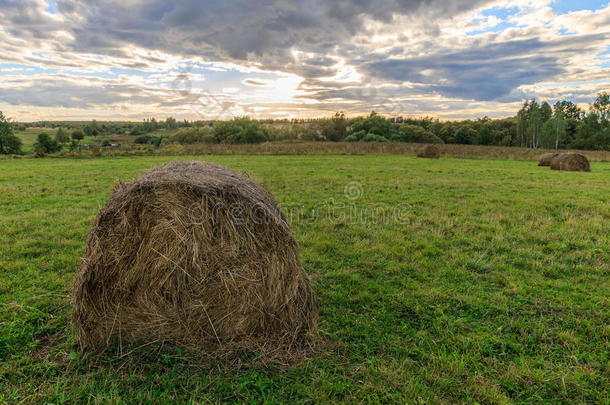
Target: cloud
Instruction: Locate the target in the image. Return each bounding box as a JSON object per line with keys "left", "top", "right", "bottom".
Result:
{"left": 0, "top": 0, "right": 609, "bottom": 120}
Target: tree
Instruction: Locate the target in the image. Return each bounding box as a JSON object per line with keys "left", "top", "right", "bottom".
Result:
{"left": 348, "top": 112, "right": 394, "bottom": 140}
{"left": 55, "top": 127, "right": 69, "bottom": 144}
{"left": 213, "top": 117, "right": 267, "bottom": 144}
{"left": 318, "top": 112, "right": 347, "bottom": 141}
{"left": 591, "top": 92, "right": 610, "bottom": 122}
{"left": 541, "top": 117, "right": 565, "bottom": 149}
{"left": 552, "top": 108, "right": 566, "bottom": 150}
{"left": 72, "top": 130, "right": 84, "bottom": 142}
{"left": 33, "top": 133, "right": 61, "bottom": 156}
{"left": 0, "top": 111, "right": 22, "bottom": 154}
{"left": 454, "top": 127, "right": 473, "bottom": 144}
{"left": 477, "top": 126, "right": 494, "bottom": 145}
{"left": 165, "top": 117, "right": 178, "bottom": 130}
{"left": 554, "top": 100, "right": 583, "bottom": 120}
{"left": 527, "top": 100, "right": 542, "bottom": 148}
{"left": 540, "top": 101, "right": 553, "bottom": 123}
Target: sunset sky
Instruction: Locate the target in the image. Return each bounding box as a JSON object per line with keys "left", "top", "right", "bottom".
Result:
{"left": 0, "top": 0, "right": 609, "bottom": 121}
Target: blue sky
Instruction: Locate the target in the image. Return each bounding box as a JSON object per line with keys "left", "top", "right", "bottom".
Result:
{"left": 0, "top": 0, "right": 608, "bottom": 120}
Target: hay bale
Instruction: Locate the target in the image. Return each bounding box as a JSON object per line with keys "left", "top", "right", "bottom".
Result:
{"left": 558, "top": 153, "right": 591, "bottom": 172}
{"left": 550, "top": 153, "right": 591, "bottom": 172}
{"left": 538, "top": 152, "right": 560, "bottom": 166}
{"left": 417, "top": 144, "right": 440, "bottom": 158}
{"left": 72, "top": 161, "right": 317, "bottom": 354}
{"left": 549, "top": 153, "right": 565, "bottom": 170}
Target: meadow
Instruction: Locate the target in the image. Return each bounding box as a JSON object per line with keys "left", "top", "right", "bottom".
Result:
{"left": 0, "top": 155, "right": 608, "bottom": 403}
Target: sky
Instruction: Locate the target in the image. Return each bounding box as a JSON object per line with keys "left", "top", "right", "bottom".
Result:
{"left": 0, "top": 0, "right": 609, "bottom": 121}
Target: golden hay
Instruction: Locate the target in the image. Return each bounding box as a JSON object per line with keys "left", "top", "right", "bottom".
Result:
{"left": 550, "top": 153, "right": 591, "bottom": 172}
{"left": 538, "top": 152, "right": 560, "bottom": 166}
{"left": 417, "top": 144, "right": 440, "bottom": 159}
{"left": 72, "top": 161, "right": 317, "bottom": 356}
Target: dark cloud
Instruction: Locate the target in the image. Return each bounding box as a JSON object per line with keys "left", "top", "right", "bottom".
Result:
{"left": 361, "top": 34, "right": 610, "bottom": 101}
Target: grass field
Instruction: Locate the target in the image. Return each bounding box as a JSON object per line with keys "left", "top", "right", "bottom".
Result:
{"left": 0, "top": 155, "right": 608, "bottom": 403}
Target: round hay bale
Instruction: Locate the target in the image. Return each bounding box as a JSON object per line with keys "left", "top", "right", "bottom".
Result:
{"left": 72, "top": 161, "right": 317, "bottom": 354}
{"left": 538, "top": 152, "right": 560, "bottom": 166}
{"left": 556, "top": 153, "right": 591, "bottom": 172}
{"left": 549, "top": 153, "right": 565, "bottom": 170}
{"left": 417, "top": 144, "right": 440, "bottom": 159}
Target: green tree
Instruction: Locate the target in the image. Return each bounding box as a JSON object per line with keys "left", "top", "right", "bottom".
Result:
{"left": 349, "top": 112, "right": 395, "bottom": 140}
{"left": 318, "top": 112, "right": 348, "bottom": 141}
{"left": 591, "top": 92, "right": 610, "bottom": 122}
{"left": 0, "top": 111, "right": 22, "bottom": 154}
{"left": 540, "top": 117, "right": 565, "bottom": 149}
{"left": 395, "top": 124, "right": 443, "bottom": 143}
{"left": 165, "top": 117, "right": 178, "bottom": 130}
{"left": 477, "top": 126, "right": 494, "bottom": 145}
{"left": 71, "top": 130, "right": 84, "bottom": 142}
{"left": 33, "top": 133, "right": 61, "bottom": 156}
{"left": 55, "top": 127, "right": 69, "bottom": 144}
{"left": 454, "top": 127, "right": 472, "bottom": 144}
{"left": 554, "top": 100, "right": 583, "bottom": 120}
{"left": 527, "top": 100, "right": 542, "bottom": 148}
{"left": 540, "top": 101, "right": 553, "bottom": 123}
{"left": 213, "top": 117, "right": 267, "bottom": 144}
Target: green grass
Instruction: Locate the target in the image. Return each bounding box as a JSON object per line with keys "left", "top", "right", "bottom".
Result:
{"left": 0, "top": 155, "right": 608, "bottom": 404}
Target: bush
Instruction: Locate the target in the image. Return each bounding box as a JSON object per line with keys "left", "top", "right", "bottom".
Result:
{"left": 172, "top": 127, "right": 215, "bottom": 144}
{"left": 33, "top": 133, "right": 62, "bottom": 156}
{"left": 398, "top": 124, "right": 444, "bottom": 144}
{"left": 101, "top": 139, "right": 111, "bottom": 147}
{"left": 362, "top": 133, "right": 389, "bottom": 142}
{"left": 350, "top": 112, "right": 394, "bottom": 139}
{"left": 134, "top": 135, "right": 158, "bottom": 145}
{"left": 71, "top": 130, "right": 84, "bottom": 141}
{"left": 349, "top": 130, "right": 367, "bottom": 141}
{"left": 213, "top": 117, "right": 267, "bottom": 144}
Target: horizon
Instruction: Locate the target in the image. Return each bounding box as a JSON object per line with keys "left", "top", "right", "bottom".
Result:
{"left": 1, "top": 0, "right": 609, "bottom": 121}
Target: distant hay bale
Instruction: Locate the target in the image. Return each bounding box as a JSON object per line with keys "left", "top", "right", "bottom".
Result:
{"left": 72, "top": 161, "right": 317, "bottom": 355}
{"left": 538, "top": 152, "right": 560, "bottom": 166}
{"left": 549, "top": 153, "right": 564, "bottom": 170}
{"left": 550, "top": 153, "right": 591, "bottom": 172}
{"left": 417, "top": 144, "right": 440, "bottom": 159}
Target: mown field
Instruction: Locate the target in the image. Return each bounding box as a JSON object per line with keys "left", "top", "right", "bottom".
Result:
{"left": 0, "top": 155, "right": 608, "bottom": 404}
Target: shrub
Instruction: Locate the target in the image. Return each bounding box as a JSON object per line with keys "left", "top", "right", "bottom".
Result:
{"left": 71, "top": 130, "right": 84, "bottom": 141}
{"left": 213, "top": 117, "right": 267, "bottom": 144}
{"left": 399, "top": 125, "right": 444, "bottom": 144}
{"left": 101, "top": 139, "right": 111, "bottom": 147}
{"left": 362, "top": 133, "right": 389, "bottom": 142}
{"left": 33, "top": 133, "right": 61, "bottom": 156}
{"left": 350, "top": 112, "right": 393, "bottom": 140}
{"left": 134, "top": 135, "right": 158, "bottom": 145}
{"left": 172, "top": 127, "right": 215, "bottom": 144}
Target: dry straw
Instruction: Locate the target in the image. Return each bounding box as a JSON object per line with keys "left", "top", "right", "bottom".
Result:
{"left": 72, "top": 161, "right": 317, "bottom": 360}
{"left": 550, "top": 153, "right": 591, "bottom": 172}
{"left": 538, "top": 152, "right": 560, "bottom": 166}
{"left": 417, "top": 144, "right": 441, "bottom": 159}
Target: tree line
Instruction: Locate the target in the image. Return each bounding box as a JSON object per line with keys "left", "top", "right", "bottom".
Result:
{"left": 1, "top": 92, "right": 608, "bottom": 155}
